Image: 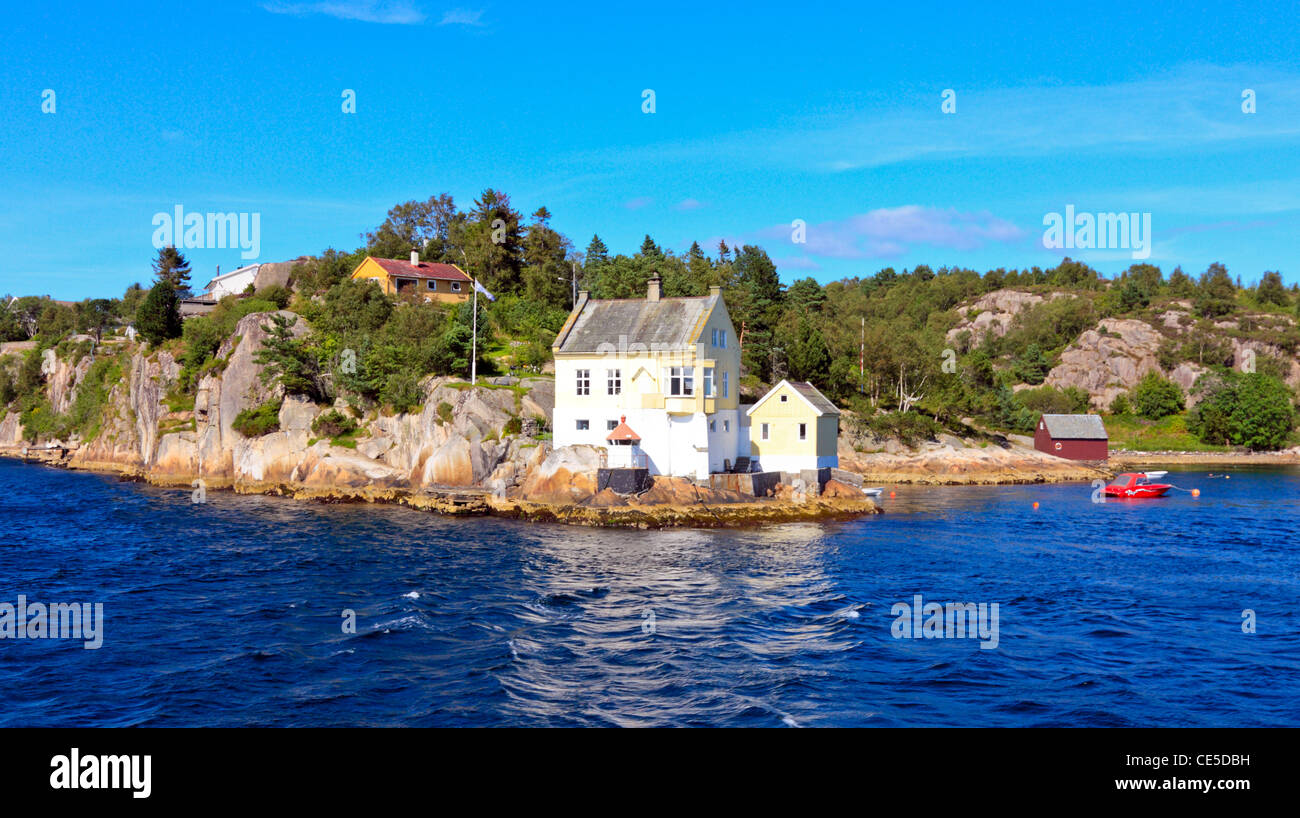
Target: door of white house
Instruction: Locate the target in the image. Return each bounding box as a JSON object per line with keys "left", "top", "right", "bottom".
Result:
{"left": 667, "top": 413, "right": 695, "bottom": 477}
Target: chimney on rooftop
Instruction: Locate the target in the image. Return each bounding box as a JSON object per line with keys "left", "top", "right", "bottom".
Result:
{"left": 410, "top": 249, "right": 420, "bottom": 266}
{"left": 647, "top": 272, "right": 661, "bottom": 302}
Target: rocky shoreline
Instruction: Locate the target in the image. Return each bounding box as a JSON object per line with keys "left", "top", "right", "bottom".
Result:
{"left": 0, "top": 445, "right": 881, "bottom": 528}
{"left": 1110, "top": 449, "right": 1300, "bottom": 468}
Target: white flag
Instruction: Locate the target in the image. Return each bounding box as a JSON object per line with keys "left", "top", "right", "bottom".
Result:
{"left": 473, "top": 279, "right": 495, "bottom": 302}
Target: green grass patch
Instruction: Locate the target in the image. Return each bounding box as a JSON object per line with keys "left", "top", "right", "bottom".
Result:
{"left": 1104, "top": 413, "right": 1231, "bottom": 452}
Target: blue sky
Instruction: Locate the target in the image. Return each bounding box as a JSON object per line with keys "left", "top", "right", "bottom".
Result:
{"left": 2, "top": 0, "right": 1299, "bottom": 299}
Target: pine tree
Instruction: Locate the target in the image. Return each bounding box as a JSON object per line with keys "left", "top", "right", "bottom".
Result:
{"left": 585, "top": 235, "right": 609, "bottom": 268}
{"left": 152, "top": 246, "right": 192, "bottom": 294}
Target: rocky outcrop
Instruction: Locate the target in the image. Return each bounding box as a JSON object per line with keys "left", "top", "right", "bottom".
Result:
{"left": 516, "top": 445, "right": 603, "bottom": 504}
{"left": 1044, "top": 318, "right": 1165, "bottom": 410}
{"left": 946, "top": 290, "right": 1069, "bottom": 348}
{"left": 72, "top": 348, "right": 181, "bottom": 471}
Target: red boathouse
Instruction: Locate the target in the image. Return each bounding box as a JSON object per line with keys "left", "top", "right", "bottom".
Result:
{"left": 1034, "top": 414, "right": 1108, "bottom": 461}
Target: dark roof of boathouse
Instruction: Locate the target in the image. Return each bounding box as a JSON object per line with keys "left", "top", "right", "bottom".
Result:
{"left": 1039, "top": 414, "right": 1108, "bottom": 439}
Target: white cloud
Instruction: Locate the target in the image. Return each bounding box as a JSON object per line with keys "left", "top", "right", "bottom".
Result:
{"left": 262, "top": 1, "right": 426, "bottom": 25}
{"left": 674, "top": 198, "right": 705, "bottom": 211}
{"left": 439, "top": 8, "right": 484, "bottom": 26}
{"left": 623, "top": 196, "right": 653, "bottom": 210}
{"left": 759, "top": 206, "right": 1024, "bottom": 259}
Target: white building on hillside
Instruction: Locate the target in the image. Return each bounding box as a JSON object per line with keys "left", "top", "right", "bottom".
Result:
{"left": 551, "top": 274, "right": 744, "bottom": 480}
{"left": 201, "top": 264, "right": 261, "bottom": 300}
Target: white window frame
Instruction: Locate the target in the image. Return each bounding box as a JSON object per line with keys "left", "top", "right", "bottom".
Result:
{"left": 426, "top": 280, "right": 437, "bottom": 291}
{"left": 723, "top": 419, "right": 730, "bottom": 432}
{"left": 666, "top": 366, "right": 694, "bottom": 397}
{"left": 576, "top": 419, "right": 589, "bottom": 430}
{"left": 703, "top": 367, "right": 715, "bottom": 397}
{"left": 709, "top": 419, "right": 716, "bottom": 432}
{"left": 451, "top": 281, "right": 462, "bottom": 291}
{"left": 711, "top": 328, "right": 719, "bottom": 347}
{"left": 607, "top": 419, "right": 619, "bottom": 431}
{"left": 607, "top": 368, "right": 621, "bottom": 396}
{"left": 576, "top": 369, "right": 590, "bottom": 396}
{"left": 761, "top": 423, "right": 770, "bottom": 441}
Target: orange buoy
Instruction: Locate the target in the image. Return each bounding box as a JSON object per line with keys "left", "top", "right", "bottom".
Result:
{"left": 1032, "top": 501, "right": 1040, "bottom": 509}
{"left": 1192, "top": 488, "right": 1201, "bottom": 497}
{"left": 889, "top": 491, "right": 896, "bottom": 499}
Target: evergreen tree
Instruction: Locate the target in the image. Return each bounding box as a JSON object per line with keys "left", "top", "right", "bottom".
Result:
{"left": 135, "top": 280, "right": 182, "bottom": 344}
{"left": 787, "top": 316, "right": 831, "bottom": 384}
{"left": 638, "top": 234, "right": 663, "bottom": 259}
{"left": 584, "top": 235, "right": 609, "bottom": 268}
{"left": 1256, "top": 271, "right": 1289, "bottom": 307}
{"left": 254, "top": 313, "right": 327, "bottom": 401}
{"left": 1195, "top": 262, "right": 1237, "bottom": 318}
{"left": 152, "top": 246, "right": 192, "bottom": 295}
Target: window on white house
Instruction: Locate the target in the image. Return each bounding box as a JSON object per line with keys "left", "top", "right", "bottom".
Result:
{"left": 576, "top": 369, "right": 590, "bottom": 396}
{"left": 667, "top": 366, "right": 694, "bottom": 396}
{"left": 761, "top": 423, "right": 769, "bottom": 440}
{"left": 722, "top": 371, "right": 729, "bottom": 398}
{"left": 703, "top": 368, "right": 715, "bottom": 397}
{"left": 607, "top": 369, "right": 621, "bottom": 395}
{"left": 426, "top": 280, "right": 437, "bottom": 291}
{"left": 723, "top": 419, "right": 730, "bottom": 432}
{"left": 607, "top": 420, "right": 618, "bottom": 431}
{"left": 576, "top": 419, "right": 589, "bottom": 430}
{"left": 709, "top": 419, "right": 716, "bottom": 432}
{"left": 798, "top": 423, "right": 807, "bottom": 441}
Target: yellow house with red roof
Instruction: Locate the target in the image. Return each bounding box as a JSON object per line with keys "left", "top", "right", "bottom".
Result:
{"left": 351, "top": 251, "right": 473, "bottom": 304}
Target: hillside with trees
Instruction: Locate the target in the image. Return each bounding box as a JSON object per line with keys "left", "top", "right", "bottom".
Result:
{"left": 2, "top": 189, "right": 1298, "bottom": 453}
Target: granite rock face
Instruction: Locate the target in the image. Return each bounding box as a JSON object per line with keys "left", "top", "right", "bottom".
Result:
{"left": 1044, "top": 318, "right": 1165, "bottom": 410}
{"left": 5, "top": 312, "right": 558, "bottom": 499}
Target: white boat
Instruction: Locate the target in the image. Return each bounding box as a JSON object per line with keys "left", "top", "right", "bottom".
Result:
{"left": 862, "top": 487, "right": 883, "bottom": 497}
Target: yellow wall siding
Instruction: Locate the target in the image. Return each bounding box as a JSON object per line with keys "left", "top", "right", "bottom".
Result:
{"left": 747, "top": 382, "right": 837, "bottom": 458}
{"left": 696, "top": 299, "right": 740, "bottom": 411}
{"left": 351, "top": 257, "right": 393, "bottom": 294}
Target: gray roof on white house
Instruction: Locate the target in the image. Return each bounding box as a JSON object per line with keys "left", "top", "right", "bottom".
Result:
{"left": 1041, "top": 414, "right": 1108, "bottom": 439}
{"left": 553, "top": 294, "right": 718, "bottom": 354}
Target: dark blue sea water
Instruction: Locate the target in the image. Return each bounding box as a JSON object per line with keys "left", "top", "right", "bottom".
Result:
{"left": 0, "top": 457, "right": 1296, "bottom": 727}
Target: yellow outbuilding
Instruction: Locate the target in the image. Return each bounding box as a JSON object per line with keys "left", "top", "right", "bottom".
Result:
{"left": 746, "top": 379, "right": 840, "bottom": 473}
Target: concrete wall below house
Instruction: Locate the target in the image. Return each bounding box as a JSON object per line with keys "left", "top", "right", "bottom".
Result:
{"left": 708, "top": 471, "right": 782, "bottom": 497}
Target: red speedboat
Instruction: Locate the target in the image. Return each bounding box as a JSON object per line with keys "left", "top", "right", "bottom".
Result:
{"left": 1104, "top": 472, "right": 1173, "bottom": 498}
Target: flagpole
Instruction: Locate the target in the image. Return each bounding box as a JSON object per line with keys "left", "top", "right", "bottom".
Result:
{"left": 471, "top": 281, "right": 478, "bottom": 385}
